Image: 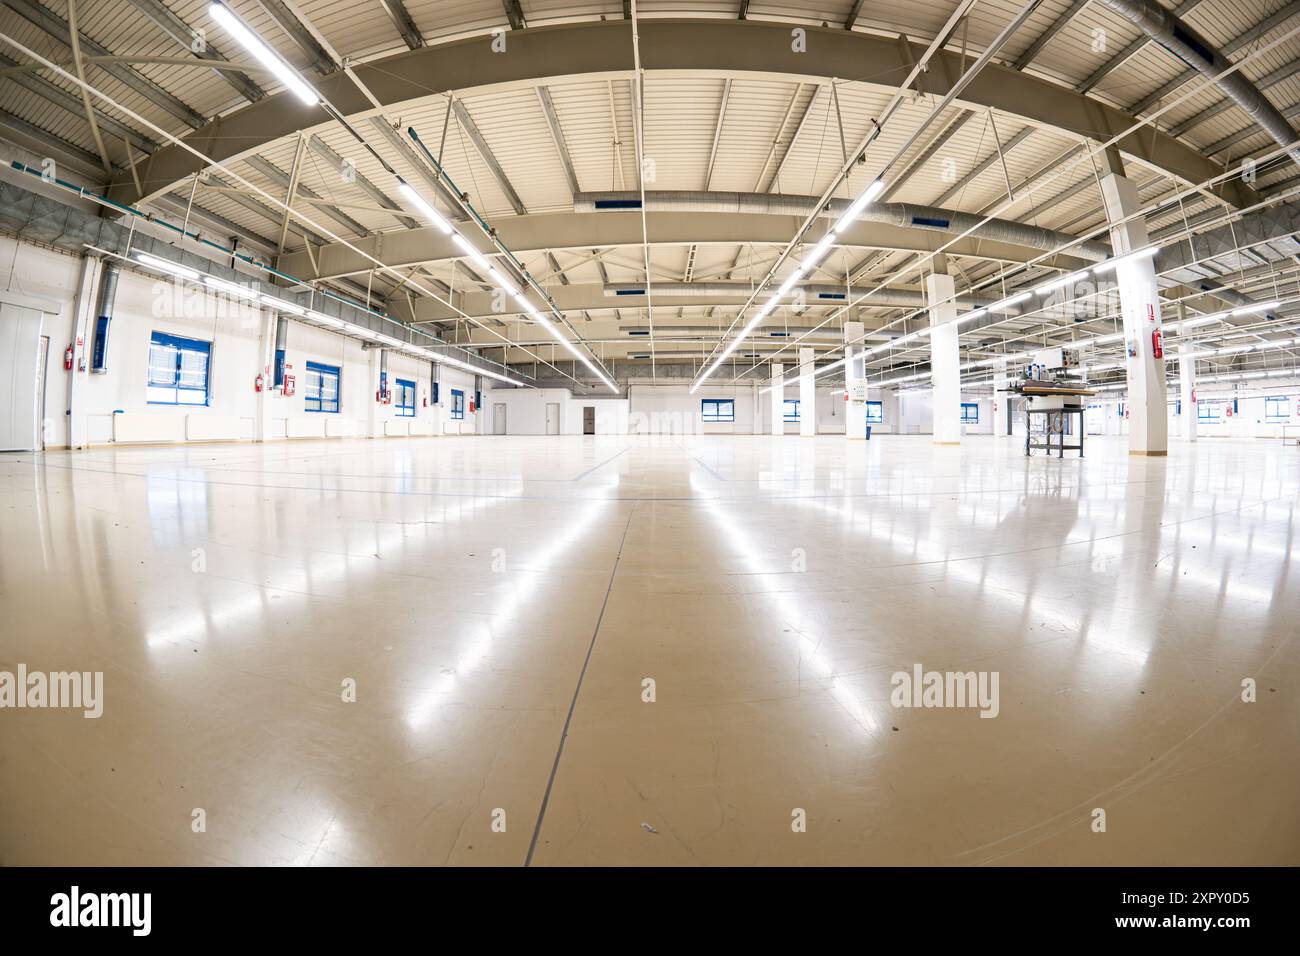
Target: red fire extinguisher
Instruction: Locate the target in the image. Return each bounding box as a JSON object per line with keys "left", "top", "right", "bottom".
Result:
{"left": 64, "top": 345, "right": 74, "bottom": 370}
{"left": 1151, "top": 328, "right": 1163, "bottom": 359}
{"left": 255, "top": 372, "right": 264, "bottom": 392}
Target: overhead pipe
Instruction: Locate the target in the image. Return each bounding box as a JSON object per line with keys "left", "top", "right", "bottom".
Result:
{"left": 1095, "top": 0, "right": 1300, "bottom": 166}
{"left": 89, "top": 260, "right": 118, "bottom": 373}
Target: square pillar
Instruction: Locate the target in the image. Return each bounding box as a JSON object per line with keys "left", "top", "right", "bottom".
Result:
{"left": 254, "top": 308, "right": 274, "bottom": 441}
{"left": 1099, "top": 172, "right": 1168, "bottom": 456}
{"left": 926, "top": 271, "right": 961, "bottom": 445}
{"left": 844, "top": 320, "right": 867, "bottom": 440}
{"left": 992, "top": 358, "right": 1012, "bottom": 437}
{"left": 1179, "top": 345, "right": 1197, "bottom": 442}
{"left": 798, "top": 346, "right": 816, "bottom": 436}
{"left": 770, "top": 362, "right": 784, "bottom": 436}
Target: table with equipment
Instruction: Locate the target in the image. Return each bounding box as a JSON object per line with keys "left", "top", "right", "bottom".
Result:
{"left": 1003, "top": 348, "right": 1097, "bottom": 458}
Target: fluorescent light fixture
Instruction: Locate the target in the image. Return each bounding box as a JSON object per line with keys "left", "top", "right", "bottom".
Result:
{"left": 990, "top": 291, "right": 1031, "bottom": 312}
{"left": 1036, "top": 270, "right": 1090, "bottom": 294}
{"left": 451, "top": 232, "right": 493, "bottom": 273}
{"left": 134, "top": 252, "right": 199, "bottom": 280}
{"left": 799, "top": 231, "right": 837, "bottom": 271}
{"left": 1233, "top": 301, "right": 1279, "bottom": 315}
{"left": 777, "top": 268, "right": 804, "bottom": 298}
{"left": 1092, "top": 246, "right": 1160, "bottom": 273}
{"left": 1216, "top": 344, "right": 1254, "bottom": 354}
{"left": 833, "top": 177, "right": 886, "bottom": 232}
{"left": 260, "top": 294, "right": 306, "bottom": 315}
{"left": 307, "top": 310, "right": 344, "bottom": 328}
{"left": 203, "top": 275, "right": 259, "bottom": 300}
{"left": 959, "top": 307, "right": 987, "bottom": 324}
{"left": 209, "top": 3, "right": 319, "bottom": 107}
{"left": 396, "top": 181, "right": 452, "bottom": 234}
{"left": 1181, "top": 314, "right": 1222, "bottom": 329}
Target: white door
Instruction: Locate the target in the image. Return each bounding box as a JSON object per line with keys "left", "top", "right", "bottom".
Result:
{"left": 545, "top": 403, "right": 560, "bottom": 435}
{"left": 0, "top": 304, "right": 42, "bottom": 451}
{"left": 493, "top": 403, "right": 507, "bottom": 435}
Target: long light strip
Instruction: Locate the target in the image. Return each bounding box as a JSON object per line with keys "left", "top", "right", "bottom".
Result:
{"left": 208, "top": 3, "right": 319, "bottom": 107}
{"left": 208, "top": 2, "right": 593, "bottom": 393}
{"left": 135, "top": 252, "right": 199, "bottom": 280}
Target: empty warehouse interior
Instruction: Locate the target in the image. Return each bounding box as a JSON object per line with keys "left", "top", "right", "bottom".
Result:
{"left": 0, "top": 0, "right": 1298, "bottom": 884}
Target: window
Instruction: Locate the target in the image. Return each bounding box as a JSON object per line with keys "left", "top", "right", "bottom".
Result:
{"left": 961, "top": 402, "right": 979, "bottom": 423}
{"left": 1198, "top": 402, "right": 1221, "bottom": 423}
{"left": 395, "top": 378, "right": 416, "bottom": 417}
{"left": 147, "top": 331, "right": 210, "bottom": 405}
{"left": 783, "top": 399, "right": 800, "bottom": 422}
{"left": 1265, "top": 396, "right": 1289, "bottom": 421}
{"left": 701, "top": 398, "right": 735, "bottom": 423}
{"left": 865, "top": 401, "right": 883, "bottom": 424}
{"left": 304, "top": 361, "right": 340, "bottom": 413}
{"left": 450, "top": 388, "right": 465, "bottom": 420}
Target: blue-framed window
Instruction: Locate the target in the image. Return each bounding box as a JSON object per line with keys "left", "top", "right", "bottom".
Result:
{"left": 866, "top": 401, "right": 883, "bottom": 424}
{"left": 450, "top": 388, "right": 465, "bottom": 420}
{"left": 961, "top": 402, "right": 979, "bottom": 423}
{"left": 147, "top": 331, "right": 210, "bottom": 405}
{"left": 304, "top": 361, "right": 340, "bottom": 413}
{"left": 701, "top": 398, "right": 735, "bottom": 423}
{"left": 783, "top": 399, "right": 800, "bottom": 422}
{"left": 394, "top": 378, "right": 416, "bottom": 417}
{"left": 1265, "top": 396, "right": 1289, "bottom": 421}
{"left": 1198, "top": 402, "right": 1221, "bottom": 423}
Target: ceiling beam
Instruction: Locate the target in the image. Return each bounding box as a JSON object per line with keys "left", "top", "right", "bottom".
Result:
{"left": 1080, "top": 0, "right": 1206, "bottom": 94}
{"left": 502, "top": 0, "right": 525, "bottom": 31}
{"left": 306, "top": 135, "right": 418, "bottom": 228}
{"left": 450, "top": 99, "right": 527, "bottom": 215}
{"left": 126, "top": 0, "right": 265, "bottom": 102}
{"left": 1013, "top": 0, "right": 1089, "bottom": 70}
{"left": 251, "top": 0, "right": 336, "bottom": 76}
{"left": 276, "top": 208, "right": 1095, "bottom": 282}
{"left": 375, "top": 0, "right": 424, "bottom": 50}
{"left": 1, "top": 0, "right": 206, "bottom": 128}
{"left": 536, "top": 86, "right": 580, "bottom": 196}
{"left": 104, "top": 19, "right": 1258, "bottom": 210}
{"left": 0, "top": 51, "right": 156, "bottom": 154}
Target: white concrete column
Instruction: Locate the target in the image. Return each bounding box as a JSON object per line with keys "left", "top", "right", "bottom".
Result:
{"left": 926, "top": 270, "right": 961, "bottom": 445}
{"left": 1099, "top": 171, "right": 1168, "bottom": 456}
{"left": 844, "top": 320, "right": 866, "bottom": 440}
{"left": 366, "top": 348, "right": 383, "bottom": 439}
{"left": 992, "top": 358, "right": 1011, "bottom": 438}
{"left": 67, "top": 255, "right": 100, "bottom": 450}
{"left": 770, "top": 362, "right": 784, "bottom": 436}
{"left": 1179, "top": 345, "right": 1197, "bottom": 442}
{"left": 798, "top": 347, "right": 816, "bottom": 436}
{"left": 254, "top": 308, "right": 274, "bottom": 441}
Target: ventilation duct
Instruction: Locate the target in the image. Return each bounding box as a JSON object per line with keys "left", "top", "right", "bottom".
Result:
{"left": 90, "top": 261, "right": 118, "bottom": 373}
{"left": 1095, "top": 0, "right": 1300, "bottom": 166}
{"left": 603, "top": 282, "right": 1010, "bottom": 311}
{"left": 575, "top": 191, "right": 1113, "bottom": 262}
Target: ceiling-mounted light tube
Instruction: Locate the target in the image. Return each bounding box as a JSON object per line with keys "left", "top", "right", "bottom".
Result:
{"left": 307, "top": 310, "right": 344, "bottom": 328}
{"left": 833, "top": 177, "right": 886, "bottom": 232}
{"left": 135, "top": 252, "right": 199, "bottom": 280}
{"left": 1036, "top": 270, "right": 1090, "bottom": 294}
{"left": 396, "top": 181, "right": 453, "bottom": 234}
{"left": 260, "top": 294, "right": 306, "bottom": 315}
{"left": 1233, "top": 301, "right": 1279, "bottom": 315}
{"left": 799, "top": 232, "right": 837, "bottom": 271}
{"left": 989, "top": 291, "right": 1031, "bottom": 312}
{"left": 959, "top": 307, "right": 987, "bottom": 324}
{"left": 203, "top": 275, "right": 260, "bottom": 300}
{"left": 208, "top": 3, "right": 319, "bottom": 107}
{"left": 1092, "top": 246, "right": 1160, "bottom": 273}
{"left": 451, "top": 232, "right": 493, "bottom": 274}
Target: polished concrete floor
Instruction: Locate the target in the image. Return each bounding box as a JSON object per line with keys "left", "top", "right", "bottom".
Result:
{"left": 1, "top": 434, "right": 1297, "bottom": 866}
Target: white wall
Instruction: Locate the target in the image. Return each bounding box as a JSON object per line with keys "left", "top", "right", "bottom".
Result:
{"left": 628, "top": 383, "right": 758, "bottom": 434}
{"left": 0, "top": 236, "right": 476, "bottom": 447}
{"left": 482, "top": 387, "right": 631, "bottom": 435}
